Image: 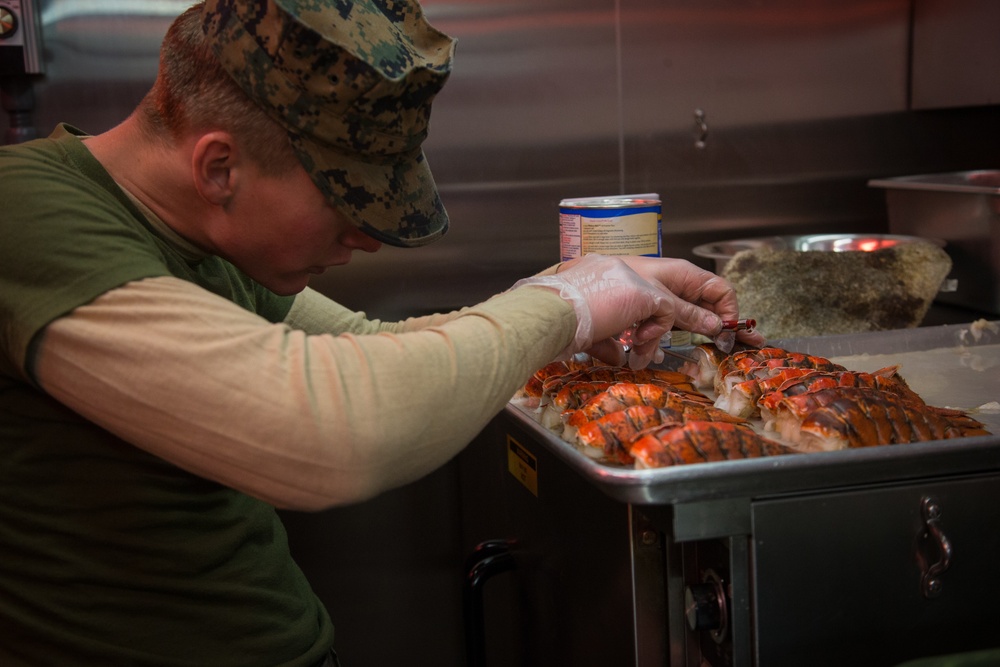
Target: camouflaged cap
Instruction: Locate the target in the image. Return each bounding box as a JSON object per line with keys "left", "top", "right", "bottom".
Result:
{"left": 201, "top": 0, "right": 456, "bottom": 247}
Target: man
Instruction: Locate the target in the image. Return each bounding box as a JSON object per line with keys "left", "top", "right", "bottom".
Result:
{"left": 0, "top": 1, "right": 762, "bottom": 664}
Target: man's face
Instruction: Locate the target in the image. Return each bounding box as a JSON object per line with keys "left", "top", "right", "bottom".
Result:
{"left": 216, "top": 163, "right": 383, "bottom": 295}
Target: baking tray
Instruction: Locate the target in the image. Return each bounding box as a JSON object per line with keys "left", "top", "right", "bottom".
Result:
{"left": 505, "top": 321, "right": 1000, "bottom": 505}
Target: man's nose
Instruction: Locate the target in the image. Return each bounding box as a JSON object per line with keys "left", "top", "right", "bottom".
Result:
{"left": 341, "top": 227, "right": 383, "bottom": 253}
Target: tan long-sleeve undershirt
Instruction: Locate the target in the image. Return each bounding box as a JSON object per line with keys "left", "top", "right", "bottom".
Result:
{"left": 32, "top": 276, "right": 575, "bottom": 510}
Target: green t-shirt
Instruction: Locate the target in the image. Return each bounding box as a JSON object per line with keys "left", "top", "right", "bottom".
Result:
{"left": 0, "top": 125, "right": 334, "bottom": 666}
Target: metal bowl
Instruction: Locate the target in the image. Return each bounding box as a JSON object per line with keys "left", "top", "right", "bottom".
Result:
{"left": 692, "top": 234, "right": 945, "bottom": 273}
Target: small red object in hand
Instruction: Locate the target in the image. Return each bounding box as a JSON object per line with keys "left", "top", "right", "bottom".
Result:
{"left": 720, "top": 318, "right": 756, "bottom": 333}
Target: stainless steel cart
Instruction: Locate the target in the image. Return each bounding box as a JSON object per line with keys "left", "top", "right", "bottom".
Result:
{"left": 459, "top": 322, "right": 1000, "bottom": 667}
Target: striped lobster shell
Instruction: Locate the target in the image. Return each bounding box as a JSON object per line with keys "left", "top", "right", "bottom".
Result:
{"left": 770, "top": 386, "right": 990, "bottom": 451}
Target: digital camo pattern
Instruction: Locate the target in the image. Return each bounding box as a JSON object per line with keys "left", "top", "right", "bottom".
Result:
{"left": 202, "top": 0, "right": 456, "bottom": 247}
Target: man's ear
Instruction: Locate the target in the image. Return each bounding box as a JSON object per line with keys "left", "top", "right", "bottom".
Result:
{"left": 191, "top": 132, "right": 240, "bottom": 206}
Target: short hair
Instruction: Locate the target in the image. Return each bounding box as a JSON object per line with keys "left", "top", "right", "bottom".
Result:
{"left": 136, "top": 3, "right": 300, "bottom": 175}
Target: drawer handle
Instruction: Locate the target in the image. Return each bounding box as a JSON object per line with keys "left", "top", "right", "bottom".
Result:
{"left": 918, "top": 496, "right": 952, "bottom": 599}
{"left": 463, "top": 539, "right": 517, "bottom": 667}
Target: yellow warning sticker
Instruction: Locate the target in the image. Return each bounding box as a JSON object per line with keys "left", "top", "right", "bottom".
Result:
{"left": 507, "top": 435, "right": 538, "bottom": 496}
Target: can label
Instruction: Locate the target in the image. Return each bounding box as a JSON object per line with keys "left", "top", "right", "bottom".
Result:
{"left": 558, "top": 194, "right": 662, "bottom": 261}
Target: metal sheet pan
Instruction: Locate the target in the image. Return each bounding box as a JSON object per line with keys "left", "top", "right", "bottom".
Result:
{"left": 505, "top": 321, "right": 1000, "bottom": 505}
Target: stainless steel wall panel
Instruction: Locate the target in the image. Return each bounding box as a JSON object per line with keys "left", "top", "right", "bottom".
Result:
{"left": 619, "top": 0, "right": 914, "bottom": 257}
{"left": 619, "top": 1, "right": 911, "bottom": 137}
{"left": 424, "top": 1, "right": 621, "bottom": 151}
{"left": 911, "top": 0, "right": 1000, "bottom": 109}
{"left": 29, "top": 1, "right": 176, "bottom": 134}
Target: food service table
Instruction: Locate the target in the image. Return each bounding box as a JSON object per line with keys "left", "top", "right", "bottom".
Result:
{"left": 458, "top": 321, "right": 1000, "bottom": 667}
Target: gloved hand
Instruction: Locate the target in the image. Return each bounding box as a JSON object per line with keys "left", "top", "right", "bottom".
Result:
{"left": 512, "top": 254, "right": 676, "bottom": 368}
{"left": 555, "top": 254, "right": 768, "bottom": 354}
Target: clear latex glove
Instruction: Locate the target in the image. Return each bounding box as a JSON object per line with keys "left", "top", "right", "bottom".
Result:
{"left": 714, "top": 330, "right": 737, "bottom": 354}
{"left": 511, "top": 254, "right": 674, "bottom": 364}
{"left": 627, "top": 345, "right": 664, "bottom": 369}
{"left": 612, "top": 324, "right": 666, "bottom": 370}
{"left": 579, "top": 255, "right": 768, "bottom": 351}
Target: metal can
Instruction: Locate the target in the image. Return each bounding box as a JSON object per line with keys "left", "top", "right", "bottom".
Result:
{"left": 558, "top": 194, "right": 662, "bottom": 262}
